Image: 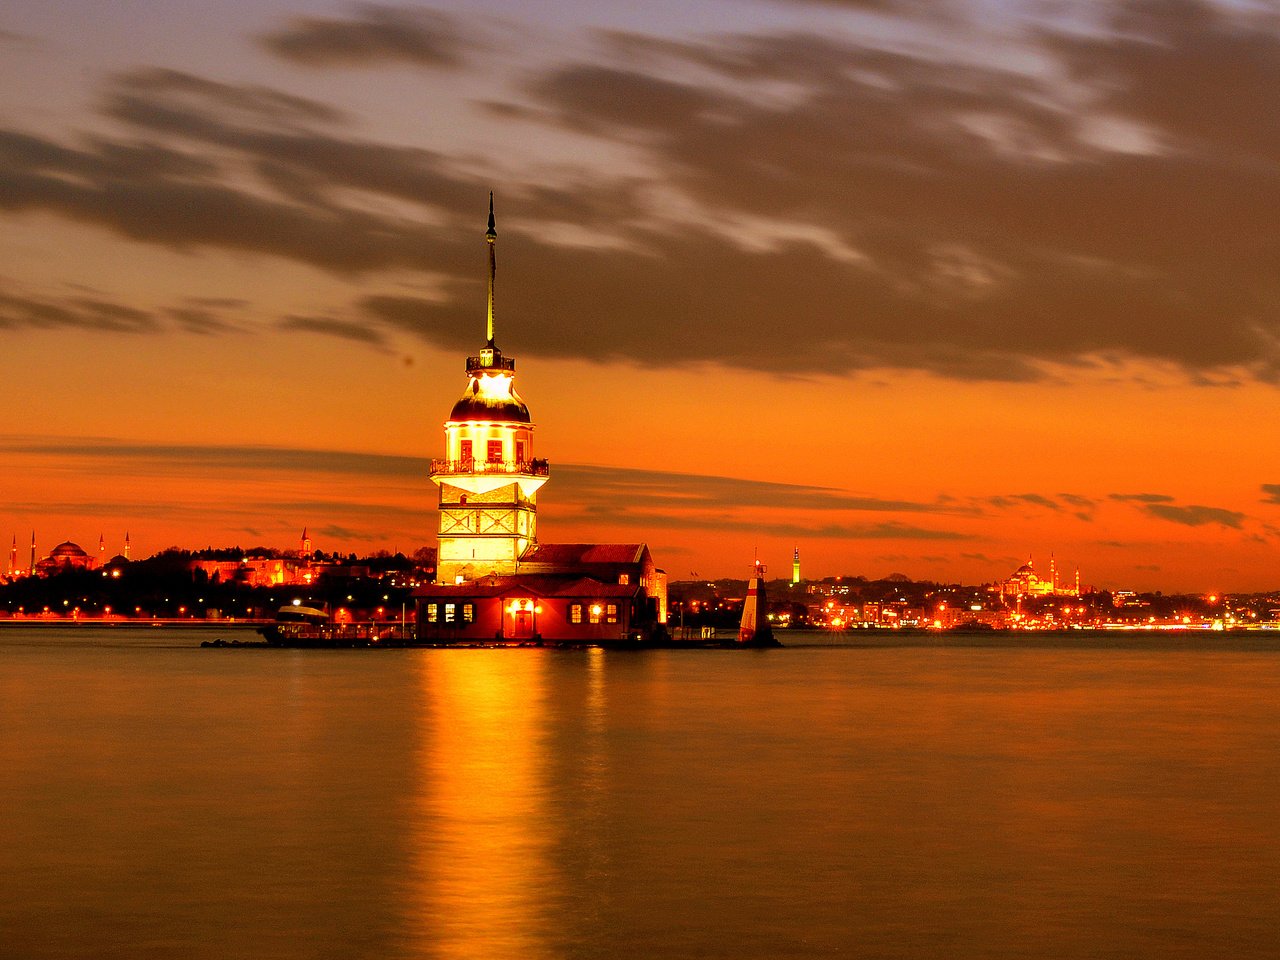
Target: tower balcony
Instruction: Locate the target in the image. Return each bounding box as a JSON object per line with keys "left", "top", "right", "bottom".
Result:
{"left": 466, "top": 351, "right": 516, "bottom": 374}
{"left": 429, "top": 457, "right": 550, "bottom": 497}
{"left": 430, "top": 458, "right": 549, "bottom": 478}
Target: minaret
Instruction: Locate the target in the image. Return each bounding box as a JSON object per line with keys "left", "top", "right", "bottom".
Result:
{"left": 1050, "top": 553, "right": 1058, "bottom": 593}
{"left": 429, "top": 196, "right": 548, "bottom": 584}
{"left": 791, "top": 546, "right": 801, "bottom": 585}
{"left": 124, "top": 531, "right": 131, "bottom": 561}
{"left": 29, "top": 531, "right": 36, "bottom": 575}
{"left": 8, "top": 534, "right": 15, "bottom": 576}
{"left": 98, "top": 533, "right": 105, "bottom": 567}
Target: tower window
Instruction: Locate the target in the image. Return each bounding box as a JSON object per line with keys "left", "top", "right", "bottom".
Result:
{"left": 487, "top": 440, "right": 502, "bottom": 462}
{"left": 516, "top": 439, "right": 526, "bottom": 463}
{"left": 460, "top": 440, "right": 473, "bottom": 463}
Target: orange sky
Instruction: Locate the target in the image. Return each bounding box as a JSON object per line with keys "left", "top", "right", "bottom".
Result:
{"left": 2, "top": 0, "right": 1279, "bottom": 591}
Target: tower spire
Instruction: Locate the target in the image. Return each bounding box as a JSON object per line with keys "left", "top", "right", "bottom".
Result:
{"left": 486, "top": 191, "right": 497, "bottom": 346}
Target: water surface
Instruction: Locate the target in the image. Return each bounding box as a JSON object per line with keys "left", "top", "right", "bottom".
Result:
{"left": 4, "top": 627, "right": 1279, "bottom": 958}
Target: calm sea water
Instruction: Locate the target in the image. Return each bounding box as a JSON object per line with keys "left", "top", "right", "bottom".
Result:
{"left": 4, "top": 626, "right": 1280, "bottom": 959}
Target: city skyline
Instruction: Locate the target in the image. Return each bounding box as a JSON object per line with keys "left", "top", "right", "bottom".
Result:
{"left": 3, "top": 0, "right": 1279, "bottom": 591}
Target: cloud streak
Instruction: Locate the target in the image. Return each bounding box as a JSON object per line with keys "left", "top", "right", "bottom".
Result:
{"left": 259, "top": 5, "right": 470, "bottom": 68}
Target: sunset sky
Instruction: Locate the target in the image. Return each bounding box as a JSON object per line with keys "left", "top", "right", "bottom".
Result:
{"left": 2, "top": 0, "right": 1279, "bottom": 590}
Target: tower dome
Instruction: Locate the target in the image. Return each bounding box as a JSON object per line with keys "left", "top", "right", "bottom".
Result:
{"left": 448, "top": 356, "right": 531, "bottom": 423}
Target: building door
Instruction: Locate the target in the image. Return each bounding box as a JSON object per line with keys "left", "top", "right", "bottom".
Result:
{"left": 504, "top": 598, "right": 535, "bottom": 639}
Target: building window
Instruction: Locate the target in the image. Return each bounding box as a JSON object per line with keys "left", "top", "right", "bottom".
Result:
{"left": 618, "top": 573, "right": 630, "bottom": 585}
{"left": 606, "top": 603, "right": 619, "bottom": 624}
{"left": 459, "top": 494, "right": 468, "bottom": 505}
{"left": 426, "top": 603, "right": 438, "bottom": 623}
{"left": 589, "top": 603, "right": 603, "bottom": 624}
{"left": 459, "top": 440, "right": 472, "bottom": 463}
{"left": 487, "top": 439, "right": 502, "bottom": 462}
{"left": 569, "top": 603, "right": 582, "bottom": 624}
{"left": 516, "top": 439, "right": 526, "bottom": 463}
{"left": 462, "top": 603, "right": 475, "bottom": 623}
{"left": 445, "top": 603, "right": 457, "bottom": 623}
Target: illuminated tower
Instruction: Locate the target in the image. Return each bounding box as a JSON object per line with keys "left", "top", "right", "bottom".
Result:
{"left": 98, "top": 533, "right": 105, "bottom": 566}
{"left": 792, "top": 546, "right": 800, "bottom": 585}
{"left": 124, "top": 531, "right": 131, "bottom": 561}
{"left": 429, "top": 195, "right": 548, "bottom": 584}
{"left": 29, "top": 531, "right": 35, "bottom": 575}
{"left": 301, "top": 527, "right": 312, "bottom": 559}
{"left": 8, "top": 534, "right": 15, "bottom": 576}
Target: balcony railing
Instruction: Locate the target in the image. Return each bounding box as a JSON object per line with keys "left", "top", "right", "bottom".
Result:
{"left": 430, "top": 458, "right": 549, "bottom": 477}
{"left": 466, "top": 353, "right": 516, "bottom": 373}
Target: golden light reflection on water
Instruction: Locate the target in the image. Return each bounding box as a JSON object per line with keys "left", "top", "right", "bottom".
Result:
{"left": 407, "top": 651, "right": 554, "bottom": 960}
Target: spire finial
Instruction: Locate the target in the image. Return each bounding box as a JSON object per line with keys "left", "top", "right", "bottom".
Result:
{"left": 486, "top": 192, "right": 497, "bottom": 345}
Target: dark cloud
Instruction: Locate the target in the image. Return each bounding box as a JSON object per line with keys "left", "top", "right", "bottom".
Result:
{"left": 0, "top": 287, "right": 251, "bottom": 337}
{"left": 2, "top": 3, "right": 1280, "bottom": 383}
{"left": 1058, "top": 493, "right": 1096, "bottom": 509}
{"left": 0, "top": 291, "right": 157, "bottom": 333}
{"left": 166, "top": 302, "right": 244, "bottom": 335}
{"left": 996, "top": 493, "right": 1062, "bottom": 511}
{"left": 555, "top": 464, "right": 966, "bottom": 515}
{"left": 1044, "top": 0, "right": 1280, "bottom": 164}
{"left": 315, "top": 524, "right": 378, "bottom": 542}
{"left": 259, "top": 4, "right": 468, "bottom": 68}
{"left": 1263, "top": 484, "right": 1280, "bottom": 505}
{"left": 0, "top": 438, "right": 428, "bottom": 478}
{"left": 1110, "top": 493, "right": 1175, "bottom": 503}
{"left": 278, "top": 315, "right": 389, "bottom": 347}
{"left": 502, "top": 6, "right": 1280, "bottom": 380}
{"left": 111, "top": 67, "right": 343, "bottom": 125}
{"left": 1144, "top": 503, "right": 1246, "bottom": 529}
{"left": 0, "top": 69, "right": 477, "bottom": 275}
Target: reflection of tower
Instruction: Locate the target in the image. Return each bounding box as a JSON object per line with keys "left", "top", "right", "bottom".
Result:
{"left": 124, "top": 531, "right": 131, "bottom": 561}
{"left": 791, "top": 546, "right": 801, "bottom": 585}
{"left": 430, "top": 195, "right": 548, "bottom": 585}
{"left": 410, "top": 652, "right": 552, "bottom": 956}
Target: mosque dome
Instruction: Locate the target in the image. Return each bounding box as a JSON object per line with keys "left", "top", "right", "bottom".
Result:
{"left": 50, "top": 541, "right": 88, "bottom": 559}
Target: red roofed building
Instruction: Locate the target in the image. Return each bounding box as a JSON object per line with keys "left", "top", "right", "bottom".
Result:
{"left": 413, "top": 199, "right": 667, "bottom": 643}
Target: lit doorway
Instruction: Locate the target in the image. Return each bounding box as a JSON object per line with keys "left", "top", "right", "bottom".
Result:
{"left": 504, "top": 598, "right": 536, "bottom": 639}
